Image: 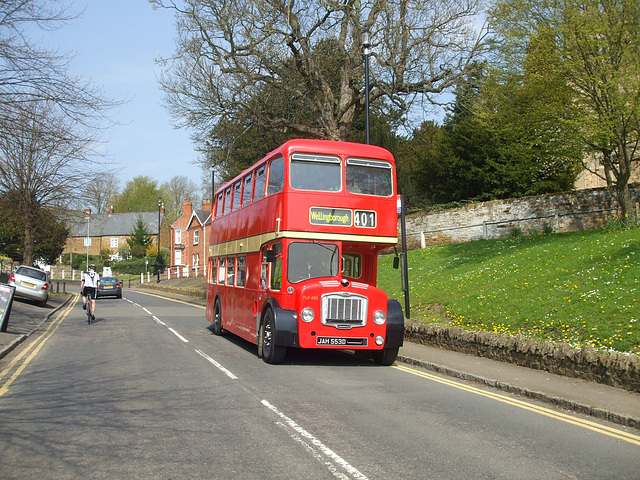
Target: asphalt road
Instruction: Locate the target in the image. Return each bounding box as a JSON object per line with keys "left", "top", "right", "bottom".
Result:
{"left": 0, "top": 290, "right": 638, "bottom": 479}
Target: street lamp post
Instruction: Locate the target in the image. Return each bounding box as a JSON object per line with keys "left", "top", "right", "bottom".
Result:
{"left": 85, "top": 208, "right": 91, "bottom": 270}
{"left": 362, "top": 26, "right": 371, "bottom": 145}
{"left": 157, "top": 197, "right": 162, "bottom": 283}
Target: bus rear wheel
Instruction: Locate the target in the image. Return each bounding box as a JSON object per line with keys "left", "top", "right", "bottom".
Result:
{"left": 372, "top": 347, "right": 399, "bottom": 366}
{"left": 261, "top": 309, "right": 286, "bottom": 364}
{"left": 212, "top": 300, "right": 223, "bottom": 335}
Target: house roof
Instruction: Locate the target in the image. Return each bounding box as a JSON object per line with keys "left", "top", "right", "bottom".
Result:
{"left": 187, "top": 209, "right": 211, "bottom": 229}
{"left": 66, "top": 212, "right": 163, "bottom": 237}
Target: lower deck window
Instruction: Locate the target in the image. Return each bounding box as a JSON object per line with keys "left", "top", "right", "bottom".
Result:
{"left": 217, "top": 257, "right": 225, "bottom": 284}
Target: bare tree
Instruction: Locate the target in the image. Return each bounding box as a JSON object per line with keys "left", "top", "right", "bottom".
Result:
{"left": 83, "top": 172, "right": 121, "bottom": 214}
{"left": 152, "top": 0, "right": 487, "bottom": 150}
{"left": 161, "top": 175, "right": 200, "bottom": 226}
{"left": 0, "top": 1, "right": 114, "bottom": 130}
{"left": 0, "top": 101, "right": 98, "bottom": 264}
{"left": 0, "top": 1, "right": 118, "bottom": 263}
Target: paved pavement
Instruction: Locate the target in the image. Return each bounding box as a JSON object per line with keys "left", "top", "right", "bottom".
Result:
{"left": 2, "top": 286, "right": 639, "bottom": 431}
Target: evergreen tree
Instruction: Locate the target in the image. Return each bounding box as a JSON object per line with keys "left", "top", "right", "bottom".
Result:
{"left": 126, "top": 217, "right": 153, "bottom": 258}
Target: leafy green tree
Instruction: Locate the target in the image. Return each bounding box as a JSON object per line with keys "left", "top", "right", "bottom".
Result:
{"left": 396, "top": 121, "right": 450, "bottom": 209}
{"left": 431, "top": 59, "right": 580, "bottom": 203}
{"left": 126, "top": 217, "right": 153, "bottom": 258}
{"left": 113, "top": 176, "right": 162, "bottom": 214}
{"left": 489, "top": 0, "right": 640, "bottom": 223}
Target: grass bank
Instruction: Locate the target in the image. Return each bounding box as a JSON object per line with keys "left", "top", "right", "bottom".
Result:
{"left": 378, "top": 226, "right": 639, "bottom": 353}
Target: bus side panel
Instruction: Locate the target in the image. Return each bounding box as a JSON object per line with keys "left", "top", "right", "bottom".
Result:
{"left": 220, "top": 284, "right": 234, "bottom": 332}
{"left": 205, "top": 281, "right": 215, "bottom": 324}
{"left": 258, "top": 193, "right": 283, "bottom": 236}
{"left": 246, "top": 196, "right": 265, "bottom": 240}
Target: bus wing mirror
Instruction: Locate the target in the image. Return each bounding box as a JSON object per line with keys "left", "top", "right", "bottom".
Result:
{"left": 393, "top": 255, "right": 400, "bottom": 270}
{"left": 266, "top": 249, "right": 276, "bottom": 263}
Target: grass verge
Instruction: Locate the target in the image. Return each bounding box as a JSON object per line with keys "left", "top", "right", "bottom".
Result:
{"left": 378, "top": 226, "right": 640, "bottom": 353}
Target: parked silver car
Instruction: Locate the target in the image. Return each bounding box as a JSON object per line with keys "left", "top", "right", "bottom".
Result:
{"left": 8, "top": 265, "right": 49, "bottom": 307}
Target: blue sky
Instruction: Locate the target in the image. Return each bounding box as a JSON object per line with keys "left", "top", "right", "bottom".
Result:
{"left": 40, "top": 1, "right": 204, "bottom": 189}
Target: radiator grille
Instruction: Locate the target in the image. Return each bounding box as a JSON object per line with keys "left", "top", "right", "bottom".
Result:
{"left": 321, "top": 294, "right": 367, "bottom": 328}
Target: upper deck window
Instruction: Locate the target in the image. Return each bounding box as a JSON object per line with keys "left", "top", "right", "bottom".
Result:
{"left": 232, "top": 181, "right": 242, "bottom": 211}
{"left": 254, "top": 166, "right": 266, "bottom": 201}
{"left": 223, "top": 187, "right": 232, "bottom": 215}
{"left": 346, "top": 158, "right": 393, "bottom": 197}
{"left": 215, "top": 192, "right": 224, "bottom": 218}
{"left": 242, "top": 173, "right": 253, "bottom": 207}
{"left": 290, "top": 153, "right": 341, "bottom": 192}
{"left": 267, "top": 156, "right": 285, "bottom": 195}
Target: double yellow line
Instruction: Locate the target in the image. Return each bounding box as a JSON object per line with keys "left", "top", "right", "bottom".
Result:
{"left": 0, "top": 296, "right": 77, "bottom": 397}
{"left": 393, "top": 363, "right": 640, "bottom": 446}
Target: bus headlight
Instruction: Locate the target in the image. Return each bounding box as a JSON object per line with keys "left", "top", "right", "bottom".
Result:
{"left": 301, "top": 308, "right": 315, "bottom": 323}
{"left": 373, "top": 310, "right": 386, "bottom": 325}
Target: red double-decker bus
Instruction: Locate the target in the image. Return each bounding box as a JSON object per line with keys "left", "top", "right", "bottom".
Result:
{"left": 206, "top": 139, "right": 404, "bottom": 364}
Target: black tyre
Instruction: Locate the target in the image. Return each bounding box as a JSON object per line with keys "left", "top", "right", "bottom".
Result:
{"left": 261, "top": 309, "right": 286, "bottom": 364}
{"left": 212, "top": 300, "right": 223, "bottom": 335}
{"left": 372, "top": 347, "right": 399, "bottom": 366}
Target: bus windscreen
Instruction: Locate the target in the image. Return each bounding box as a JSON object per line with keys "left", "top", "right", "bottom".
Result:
{"left": 287, "top": 242, "right": 339, "bottom": 283}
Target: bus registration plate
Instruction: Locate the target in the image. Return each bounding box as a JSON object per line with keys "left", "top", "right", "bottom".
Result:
{"left": 316, "top": 337, "right": 347, "bottom": 346}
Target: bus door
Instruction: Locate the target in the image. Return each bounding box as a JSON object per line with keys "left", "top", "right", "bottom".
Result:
{"left": 261, "top": 241, "right": 283, "bottom": 294}
{"left": 222, "top": 255, "right": 235, "bottom": 332}
{"left": 232, "top": 254, "right": 253, "bottom": 339}
{"left": 258, "top": 242, "right": 282, "bottom": 340}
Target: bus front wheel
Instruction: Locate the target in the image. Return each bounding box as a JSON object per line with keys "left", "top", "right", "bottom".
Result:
{"left": 261, "top": 309, "right": 286, "bottom": 364}
{"left": 372, "top": 347, "right": 399, "bottom": 366}
{"left": 212, "top": 300, "right": 223, "bottom": 335}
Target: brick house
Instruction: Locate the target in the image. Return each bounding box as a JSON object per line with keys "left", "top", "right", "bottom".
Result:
{"left": 63, "top": 207, "right": 169, "bottom": 262}
{"left": 170, "top": 199, "right": 212, "bottom": 277}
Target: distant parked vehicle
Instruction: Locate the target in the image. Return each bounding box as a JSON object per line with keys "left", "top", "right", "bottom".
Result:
{"left": 8, "top": 265, "right": 49, "bottom": 307}
{"left": 97, "top": 277, "right": 122, "bottom": 298}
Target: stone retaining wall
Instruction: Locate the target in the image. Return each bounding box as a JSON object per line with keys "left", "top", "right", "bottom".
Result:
{"left": 405, "top": 320, "right": 640, "bottom": 392}
{"left": 403, "top": 186, "right": 640, "bottom": 248}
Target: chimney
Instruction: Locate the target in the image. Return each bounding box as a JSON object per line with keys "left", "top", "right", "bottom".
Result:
{"left": 201, "top": 200, "right": 212, "bottom": 212}
{"left": 183, "top": 197, "right": 192, "bottom": 217}
{"left": 83, "top": 208, "right": 91, "bottom": 218}
{"left": 109, "top": 205, "right": 114, "bottom": 216}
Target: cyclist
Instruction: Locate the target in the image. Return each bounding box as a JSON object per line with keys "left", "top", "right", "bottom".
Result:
{"left": 81, "top": 264, "right": 100, "bottom": 322}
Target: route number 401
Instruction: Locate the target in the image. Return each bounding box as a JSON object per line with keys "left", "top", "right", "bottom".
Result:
{"left": 354, "top": 210, "right": 376, "bottom": 228}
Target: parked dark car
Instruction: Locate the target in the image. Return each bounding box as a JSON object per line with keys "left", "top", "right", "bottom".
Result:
{"left": 8, "top": 265, "right": 49, "bottom": 307}
{"left": 97, "top": 277, "right": 122, "bottom": 298}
